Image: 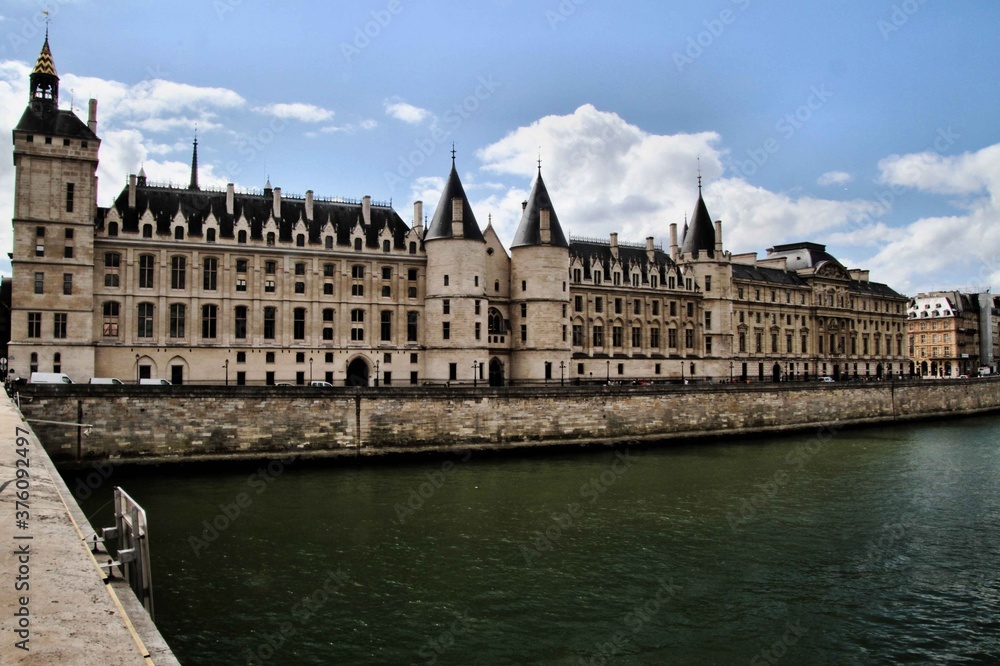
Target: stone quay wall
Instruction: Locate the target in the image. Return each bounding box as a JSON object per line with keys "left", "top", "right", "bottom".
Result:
{"left": 16, "top": 378, "right": 1000, "bottom": 464}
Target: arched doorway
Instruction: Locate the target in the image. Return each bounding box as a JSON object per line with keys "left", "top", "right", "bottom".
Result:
{"left": 944, "top": 361, "right": 952, "bottom": 377}
{"left": 920, "top": 361, "right": 928, "bottom": 376}
{"left": 772, "top": 363, "right": 781, "bottom": 382}
{"left": 346, "top": 358, "right": 370, "bottom": 387}
{"left": 833, "top": 364, "right": 841, "bottom": 381}
{"left": 489, "top": 358, "right": 504, "bottom": 387}
{"left": 876, "top": 363, "right": 884, "bottom": 380}
{"left": 931, "top": 361, "right": 938, "bottom": 377}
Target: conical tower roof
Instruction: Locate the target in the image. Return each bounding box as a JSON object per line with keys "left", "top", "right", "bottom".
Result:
{"left": 511, "top": 170, "right": 568, "bottom": 249}
{"left": 681, "top": 184, "right": 715, "bottom": 255}
{"left": 33, "top": 35, "right": 58, "bottom": 77}
{"left": 424, "top": 158, "right": 484, "bottom": 242}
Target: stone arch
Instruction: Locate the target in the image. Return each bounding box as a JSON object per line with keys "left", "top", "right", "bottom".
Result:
{"left": 167, "top": 355, "right": 189, "bottom": 385}
{"left": 489, "top": 358, "right": 504, "bottom": 387}
{"left": 346, "top": 356, "right": 370, "bottom": 387}
{"left": 135, "top": 355, "right": 158, "bottom": 382}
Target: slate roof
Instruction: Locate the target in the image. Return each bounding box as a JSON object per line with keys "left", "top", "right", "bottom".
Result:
{"left": 104, "top": 183, "right": 410, "bottom": 248}
{"left": 680, "top": 191, "right": 716, "bottom": 255}
{"left": 510, "top": 171, "right": 569, "bottom": 249}
{"left": 569, "top": 240, "right": 681, "bottom": 286}
{"left": 424, "top": 160, "right": 484, "bottom": 242}
{"left": 14, "top": 107, "right": 98, "bottom": 141}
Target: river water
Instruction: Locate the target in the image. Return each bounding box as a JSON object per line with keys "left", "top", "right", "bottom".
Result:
{"left": 67, "top": 416, "right": 1000, "bottom": 665}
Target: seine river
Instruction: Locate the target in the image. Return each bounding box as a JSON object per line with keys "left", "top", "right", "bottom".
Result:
{"left": 68, "top": 416, "right": 1000, "bottom": 665}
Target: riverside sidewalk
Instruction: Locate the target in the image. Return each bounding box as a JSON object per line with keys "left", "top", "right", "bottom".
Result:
{"left": 0, "top": 393, "right": 178, "bottom": 664}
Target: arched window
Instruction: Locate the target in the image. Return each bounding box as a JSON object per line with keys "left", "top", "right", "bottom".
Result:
{"left": 325, "top": 236, "right": 334, "bottom": 250}
{"left": 266, "top": 232, "right": 275, "bottom": 246}
{"left": 107, "top": 221, "right": 119, "bottom": 237}
{"left": 52, "top": 352, "right": 61, "bottom": 373}
{"left": 354, "top": 238, "right": 363, "bottom": 251}
{"left": 383, "top": 240, "right": 391, "bottom": 253}
{"left": 296, "top": 234, "right": 305, "bottom": 247}
{"left": 488, "top": 308, "right": 506, "bottom": 336}
{"left": 409, "top": 242, "right": 417, "bottom": 254}
{"left": 30, "top": 353, "right": 38, "bottom": 374}
{"left": 174, "top": 226, "right": 184, "bottom": 240}
{"left": 237, "top": 230, "right": 247, "bottom": 244}
{"left": 206, "top": 228, "right": 216, "bottom": 242}
{"left": 142, "top": 224, "right": 153, "bottom": 238}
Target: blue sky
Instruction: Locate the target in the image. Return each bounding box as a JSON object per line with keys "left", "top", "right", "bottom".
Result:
{"left": 1, "top": 0, "right": 999, "bottom": 295}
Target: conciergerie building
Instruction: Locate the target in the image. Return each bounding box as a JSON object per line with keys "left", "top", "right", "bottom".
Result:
{"left": 8, "top": 37, "right": 911, "bottom": 386}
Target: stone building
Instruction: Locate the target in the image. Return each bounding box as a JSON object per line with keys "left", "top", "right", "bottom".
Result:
{"left": 906, "top": 291, "right": 1000, "bottom": 377}
{"left": 7, "top": 37, "right": 910, "bottom": 386}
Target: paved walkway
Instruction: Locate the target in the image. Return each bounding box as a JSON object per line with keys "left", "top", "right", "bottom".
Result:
{"left": 0, "top": 393, "right": 178, "bottom": 665}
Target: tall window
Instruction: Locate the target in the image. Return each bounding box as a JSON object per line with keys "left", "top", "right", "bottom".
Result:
{"left": 171, "top": 256, "right": 186, "bottom": 289}
{"left": 63, "top": 273, "right": 73, "bottom": 295}
{"left": 264, "top": 307, "right": 276, "bottom": 340}
{"left": 203, "top": 257, "right": 218, "bottom": 291}
{"left": 102, "top": 302, "right": 120, "bottom": 337}
{"left": 139, "top": 255, "right": 155, "bottom": 289}
{"left": 202, "top": 304, "right": 218, "bottom": 339}
{"left": 169, "top": 304, "right": 186, "bottom": 338}
{"left": 650, "top": 327, "right": 660, "bottom": 349}
{"left": 27, "top": 312, "right": 41, "bottom": 338}
{"left": 407, "top": 311, "right": 418, "bottom": 342}
{"left": 65, "top": 182, "right": 75, "bottom": 213}
{"left": 34, "top": 272, "right": 43, "bottom": 294}
{"left": 137, "top": 303, "right": 154, "bottom": 338}
{"left": 294, "top": 308, "right": 306, "bottom": 340}
{"left": 234, "top": 306, "right": 247, "bottom": 339}
{"left": 53, "top": 313, "right": 67, "bottom": 339}
{"left": 380, "top": 311, "right": 392, "bottom": 341}
{"left": 593, "top": 326, "right": 604, "bottom": 347}
{"left": 352, "top": 265, "right": 365, "bottom": 296}
{"left": 104, "top": 253, "right": 121, "bottom": 287}
{"left": 351, "top": 309, "right": 365, "bottom": 341}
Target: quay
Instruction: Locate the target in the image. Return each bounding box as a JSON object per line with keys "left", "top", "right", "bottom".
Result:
{"left": 0, "top": 393, "right": 179, "bottom": 664}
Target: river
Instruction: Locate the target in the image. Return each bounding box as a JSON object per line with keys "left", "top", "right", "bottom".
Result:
{"left": 66, "top": 416, "right": 1000, "bottom": 665}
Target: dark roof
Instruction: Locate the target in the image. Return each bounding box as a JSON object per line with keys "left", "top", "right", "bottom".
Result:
{"left": 105, "top": 183, "right": 410, "bottom": 248}
{"left": 510, "top": 171, "right": 569, "bottom": 249}
{"left": 569, "top": 239, "right": 680, "bottom": 286}
{"left": 424, "top": 161, "right": 484, "bottom": 242}
{"left": 732, "top": 264, "right": 809, "bottom": 287}
{"left": 766, "top": 242, "right": 842, "bottom": 271}
{"left": 847, "top": 280, "right": 905, "bottom": 299}
{"left": 14, "top": 107, "right": 98, "bottom": 141}
{"left": 681, "top": 191, "right": 716, "bottom": 255}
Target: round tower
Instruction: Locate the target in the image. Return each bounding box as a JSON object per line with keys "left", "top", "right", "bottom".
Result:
{"left": 509, "top": 169, "right": 571, "bottom": 384}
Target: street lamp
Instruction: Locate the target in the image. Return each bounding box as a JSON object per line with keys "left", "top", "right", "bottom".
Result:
{"left": 224, "top": 358, "right": 229, "bottom": 386}
{"left": 134, "top": 353, "right": 140, "bottom": 385}
{"left": 681, "top": 360, "right": 685, "bottom": 383}
{"left": 560, "top": 361, "right": 565, "bottom": 387}
{"left": 472, "top": 360, "right": 479, "bottom": 388}
{"left": 309, "top": 357, "right": 313, "bottom": 383}
{"left": 374, "top": 359, "right": 380, "bottom": 387}
{"left": 606, "top": 359, "right": 610, "bottom": 384}
{"left": 729, "top": 361, "right": 733, "bottom": 383}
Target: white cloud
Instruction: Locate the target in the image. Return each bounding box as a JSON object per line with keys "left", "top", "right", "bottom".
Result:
{"left": 253, "top": 102, "right": 334, "bottom": 123}
{"left": 817, "top": 170, "right": 853, "bottom": 186}
{"left": 385, "top": 100, "right": 431, "bottom": 125}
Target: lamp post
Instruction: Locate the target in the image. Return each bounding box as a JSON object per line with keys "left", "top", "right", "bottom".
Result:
{"left": 309, "top": 357, "right": 313, "bottom": 383}
{"left": 560, "top": 361, "right": 565, "bottom": 387}
{"left": 729, "top": 361, "right": 733, "bottom": 383}
{"left": 374, "top": 359, "right": 380, "bottom": 387}
{"left": 681, "top": 360, "right": 685, "bottom": 383}
{"left": 134, "top": 353, "right": 140, "bottom": 385}
{"left": 606, "top": 359, "right": 610, "bottom": 384}
{"left": 224, "top": 359, "right": 229, "bottom": 386}
{"left": 472, "top": 360, "right": 479, "bottom": 388}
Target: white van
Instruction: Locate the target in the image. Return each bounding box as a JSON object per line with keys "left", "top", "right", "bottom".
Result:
{"left": 139, "top": 378, "right": 172, "bottom": 386}
{"left": 29, "top": 372, "right": 74, "bottom": 384}
{"left": 309, "top": 380, "right": 334, "bottom": 387}
{"left": 89, "top": 377, "right": 125, "bottom": 385}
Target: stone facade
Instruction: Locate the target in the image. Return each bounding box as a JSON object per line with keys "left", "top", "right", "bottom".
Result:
{"left": 9, "top": 37, "right": 909, "bottom": 388}
{"left": 907, "top": 291, "right": 1000, "bottom": 377}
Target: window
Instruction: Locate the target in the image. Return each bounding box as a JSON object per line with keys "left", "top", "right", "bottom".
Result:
{"left": 53, "top": 352, "right": 61, "bottom": 373}
{"left": 238, "top": 230, "right": 247, "bottom": 244}
{"left": 264, "top": 307, "right": 276, "bottom": 340}
{"left": 326, "top": 236, "right": 335, "bottom": 250}
{"left": 174, "top": 226, "right": 184, "bottom": 240}
{"left": 351, "top": 309, "right": 365, "bottom": 341}
{"left": 104, "top": 253, "right": 121, "bottom": 287}
{"left": 143, "top": 224, "right": 153, "bottom": 238}
{"left": 136, "top": 254, "right": 155, "bottom": 289}
{"left": 407, "top": 312, "right": 418, "bottom": 342}
{"left": 35, "top": 227, "right": 44, "bottom": 256}
{"left": 383, "top": 240, "right": 391, "bottom": 253}
{"left": 595, "top": 297, "right": 603, "bottom": 313}
{"left": 449, "top": 363, "right": 458, "bottom": 381}
{"left": 612, "top": 326, "right": 624, "bottom": 348}
{"left": 137, "top": 303, "right": 154, "bottom": 338}
{"left": 265, "top": 261, "right": 276, "bottom": 274}
{"left": 297, "top": 234, "right": 305, "bottom": 247}
{"left": 235, "top": 306, "right": 248, "bottom": 339}
{"left": 755, "top": 333, "right": 763, "bottom": 353}
{"left": 171, "top": 256, "right": 186, "bottom": 289}
{"left": 443, "top": 300, "right": 451, "bottom": 315}
{"left": 27, "top": 313, "right": 41, "bottom": 339}
{"left": 169, "top": 304, "right": 186, "bottom": 338}
{"left": 652, "top": 301, "right": 660, "bottom": 316}
{"left": 572, "top": 325, "right": 584, "bottom": 346}
{"left": 64, "top": 245, "right": 74, "bottom": 259}
{"left": 685, "top": 329, "right": 695, "bottom": 349}
{"left": 237, "top": 279, "right": 247, "bottom": 292}
{"left": 295, "top": 262, "right": 306, "bottom": 276}
{"left": 236, "top": 259, "right": 248, "bottom": 273}
{"left": 381, "top": 285, "right": 390, "bottom": 298}
{"left": 444, "top": 275, "right": 450, "bottom": 287}
{"left": 65, "top": 183, "right": 74, "bottom": 213}
{"left": 687, "top": 303, "right": 694, "bottom": 318}
{"left": 102, "top": 302, "right": 120, "bottom": 337}
{"left": 772, "top": 334, "right": 778, "bottom": 353}
{"left": 521, "top": 303, "right": 527, "bottom": 318}
{"left": 593, "top": 326, "right": 604, "bottom": 347}
{"left": 294, "top": 308, "right": 306, "bottom": 340}
{"left": 266, "top": 232, "right": 276, "bottom": 246}
{"left": 323, "top": 327, "right": 334, "bottom": 341}
{"left": 650, "top": 327, "right": 660, "bottom": 349}
{"left": 409, "top": 242, "right": 417, "bottom": 254}
{"left": 60, "top": 272, "right": 72, "bottom": 296}
{"left": 705, "top": 312, "right": 712, "bottom": 330}
{"left": 202, "top": 304, "right": 218, "bottom": 339}
{"left": 443, "top": 322, "right": 451, "bottom": 340}
{"left": 633, "top": 300, "right": 642, "bottom": 315}
{"left": 354, "top": 238, "right": 363, "bottom": 251}
{"left": 51, "top": 314, "right": 68, "bottom": 345}
{"left": 206, "top": 228, "right": 216, "bottom": 242}
{"left": 34, "top": 272, "right": 44, "bottom": 294}
{"left": 705, "top": 276, "right": 712, "bottom": 292}
{"left": 520, "top": 324, "right": 527, "bottom": 343}
{"left": 264, "top": 280, "right": 276, "bottom": 293}
{"left": 668, "top": 328, "right": 677, "bottom": 348}
{"left": 615, "top": 298, "right": 622, "bottom": 315}
{"left": 380, "top": 311, "right": 392, "bottom": 341}
{"left": 632, "top": 327, "right": 642, "bottom": 348}
{"left": 295, "top": 282, "right": 305, "bottom": 294}
{"left": 203, "top": 258, "right": 218, "bottom": 290}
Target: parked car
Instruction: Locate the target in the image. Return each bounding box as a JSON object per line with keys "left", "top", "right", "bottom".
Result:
{"left": 309, "top": 380, "right": 334, "bottom": 387}
{"left": 138, "top": 378, "right": 171, "bottom": 386}
{"left": 89, "top": 377, "right": 124, "bottom": 385}
{"left": 29, "top": 372, "right": 74, "bottom": 384}
{"left": 819, "top": 376, "right": 835, "bottom": 383}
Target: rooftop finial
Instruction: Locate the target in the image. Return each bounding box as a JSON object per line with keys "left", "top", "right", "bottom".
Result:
{"left": 451, "top": 143, "right": 456, "bottom": 164}
{"left": 188, "top": 133, "right": 200, "bottom": 191}
{"left": 538, "top": 147, "right": 542, "bottom": 175}
{"left": 43, "top": 11, "right": 50, "bottom": 40}
{"left": 697, "top": 156, "right": 703, "bottom": 195}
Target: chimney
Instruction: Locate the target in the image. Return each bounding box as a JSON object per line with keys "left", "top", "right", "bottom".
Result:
{"left": 273, "top": 187, "right": 282, "bottom": 219}
{"left": 305, "top": 190, "right": 314, "bottom": 221}
{"left": 646, "top": 236, "right": 655, "bottom": 252}
{"left": 413, "top": 200, "right": 423, "bottom": 230}
{"left": 128, "top": 174, "right": 137, "bottom": 209}
{"left": 669, "top": 223, "right": 679, "bottom": 261}
{"left": 714, "top": 220, "right": 723, "bottom": 254}
{"left": 362, "top": 195, "right": 372, "bottom": 226}
{"left": 88, "top": 99, "right": 98, "bottom": 136}
{"left": 610, "top": 232, "right": 618, "bottom": 248}
{"left": 451, "top": 198, "right": 464, "bottom": 238}
{"left": 540, "top": 209, "right": 551, "bottom": 244}
{"left": 226, "top": 183, "right": 235, "bottom": 216}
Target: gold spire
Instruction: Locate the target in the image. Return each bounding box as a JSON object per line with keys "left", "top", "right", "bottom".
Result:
{"left": 33, "top": 35, "right": 58, "bottom": 78}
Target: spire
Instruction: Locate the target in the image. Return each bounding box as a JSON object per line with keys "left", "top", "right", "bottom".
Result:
{"left": 137, "top": 166, "right": 147, "bottom": 186}
{"left": 424, "top": 157, "right": 484, "bottom": 242}
{"left": 188, "top": 134, "right": 200, "bottom": 191}
{"left": 511, "top": 170, "right": 569, "bottom": 249}
{"left": 681, "top": 177, "right": 716, "bottom": 256}
{"left": 29, "top": 33, "right": 59, "bottom": 115}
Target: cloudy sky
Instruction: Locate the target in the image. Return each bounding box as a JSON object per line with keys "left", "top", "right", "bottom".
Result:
{"left": 1, "top": 0, "right": 999, "bottom": 295}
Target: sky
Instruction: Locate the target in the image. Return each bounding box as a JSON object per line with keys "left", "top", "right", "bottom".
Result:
{"left": 0, "top": 0, "right": 998, "bottom": 296}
